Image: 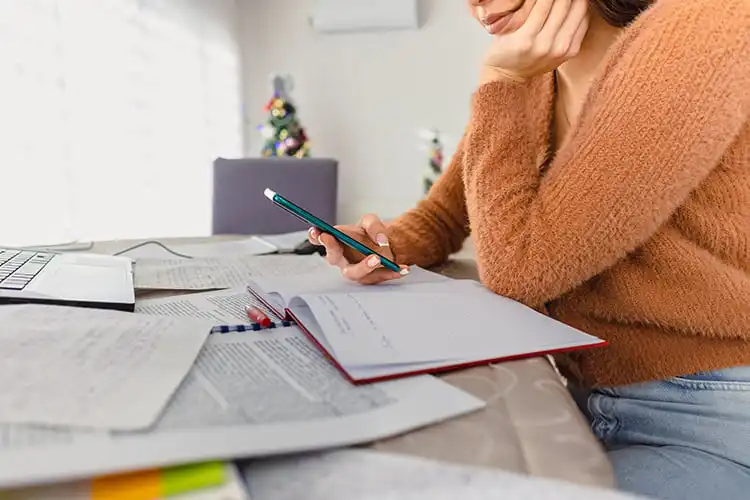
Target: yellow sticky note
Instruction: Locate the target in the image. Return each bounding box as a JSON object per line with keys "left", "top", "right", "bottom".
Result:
{"left": 91, "top": 469, "right": 160, "bottom": 500}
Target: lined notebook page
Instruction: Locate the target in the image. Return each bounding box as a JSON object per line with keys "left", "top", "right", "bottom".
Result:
{"left": 291, "top": 282, "right": 603, "bottom": 367}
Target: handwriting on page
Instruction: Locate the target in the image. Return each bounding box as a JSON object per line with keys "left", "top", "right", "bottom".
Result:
{"left": 319, "top": 295, "right": 393, "bottom": 349}
{"left": 299, "top": 293, "right": 450, "bottom": 366}
{"left": 299, "top": 285, "right": 603, "bottom": 369}
{"left": 0, "top": 305, "right": 213, "bottom": 431}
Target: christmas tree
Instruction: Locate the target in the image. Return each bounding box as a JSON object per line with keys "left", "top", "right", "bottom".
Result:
{"left": 259, "top": 75, "right": 311, "bottom": 158}
{"left": 422, "top": 129, "right": 444, "bottom": 194}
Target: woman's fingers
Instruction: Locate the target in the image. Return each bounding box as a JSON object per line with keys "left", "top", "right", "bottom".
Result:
{"left": 342, "top": 254, "right": 383, "bottom": 281}
{"left": 518, "top": 0, "right": 555, "bottom": 37}
{"left": 536, "top": 0, "right": 571, "bottom": 46}
{"left": 566, "top": 6, "right": 589, "bottom": 57}
{"left": 310, "top": 222, "right": 405, "bottom": 284}
{"left": 357, "top": 213, "right": 394, "bottom": 260}
{"left": 308, "top": 227, "right": 321, "bottom": 245}
{"left": 342, "top": 257, "right": 403, "bottom": 284}
{"left": 554, "top": 0, "right": 588, "bottom": 56}
{"left": 356, "top": 269, "right": 406, "bottom": 285}
{"left": 318, "top": 233, "right": 347, "bottom": 267}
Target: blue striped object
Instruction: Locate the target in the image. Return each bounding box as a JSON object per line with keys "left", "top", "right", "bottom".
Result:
{"left": 210, "top": 320, "right": 294, "bottom": 334}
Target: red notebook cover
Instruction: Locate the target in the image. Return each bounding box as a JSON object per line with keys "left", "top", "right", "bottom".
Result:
{"left": 286, "top": 309, "right": 607, "bottom": 386}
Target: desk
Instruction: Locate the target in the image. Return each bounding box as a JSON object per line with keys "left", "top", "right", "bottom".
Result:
{"left": 91, "top": 236, "right": 614, "bottom": 489}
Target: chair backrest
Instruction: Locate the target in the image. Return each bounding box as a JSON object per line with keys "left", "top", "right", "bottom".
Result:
{"left": 212, "top": 157, "right": 338, "bottom": 235}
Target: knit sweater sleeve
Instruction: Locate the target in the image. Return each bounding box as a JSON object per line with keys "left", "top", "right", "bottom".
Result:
{"left": 465, "top": 0, "right": 750, "bottom": 309}
{"left": 386, "top": 135, "right": 469, "bottom": 268}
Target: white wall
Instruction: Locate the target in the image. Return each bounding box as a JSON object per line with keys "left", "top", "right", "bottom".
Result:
{"left": 2, "top": 0, "right": 242, "bottom": 245}
{"left": 240, "top": 0, "right": 488, "bottom": 223}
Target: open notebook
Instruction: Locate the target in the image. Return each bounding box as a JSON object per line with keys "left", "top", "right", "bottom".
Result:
{"left": 246, "top": 267, "right": 606, "bottom": 384}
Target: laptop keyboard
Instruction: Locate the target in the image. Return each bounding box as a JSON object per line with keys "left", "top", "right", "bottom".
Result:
{"left": 0, "top": 249, "right": 56, "bottom": 290}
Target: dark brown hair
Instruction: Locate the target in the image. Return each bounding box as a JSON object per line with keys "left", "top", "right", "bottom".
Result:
{"left": 589, "top": 0, "right": 654, "bottom": 27}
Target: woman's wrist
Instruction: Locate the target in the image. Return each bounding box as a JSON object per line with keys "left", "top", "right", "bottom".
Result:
{"left": 479, "top": 66, "right": 527, "bottom": 86}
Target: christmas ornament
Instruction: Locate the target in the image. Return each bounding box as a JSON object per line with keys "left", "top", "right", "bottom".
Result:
{"left": 420, "top": 129, "right": 444, "bottom": 194}
{"left": 258, "top": 125, "right": 275, "bottom": 139}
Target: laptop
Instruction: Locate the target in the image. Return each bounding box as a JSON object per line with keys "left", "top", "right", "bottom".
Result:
{"left": 0, "top": 248, "right": 135, "bottom": 312}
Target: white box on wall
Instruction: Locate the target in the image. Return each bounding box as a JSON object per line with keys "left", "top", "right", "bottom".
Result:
{"left": 311, "top": 0, "right": 419, "bottom": 33}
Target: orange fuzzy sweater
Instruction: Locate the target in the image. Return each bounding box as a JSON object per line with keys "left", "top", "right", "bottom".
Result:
{"left": 387, "top": 0, "right": 750, "bottom": 387}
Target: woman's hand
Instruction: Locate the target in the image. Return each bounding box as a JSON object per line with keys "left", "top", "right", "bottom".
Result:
{"left": 307, "top": 214, "right": 409, "bottom": 285}
{"left": 480, "top": 0, "right": 589, "bottom": 84}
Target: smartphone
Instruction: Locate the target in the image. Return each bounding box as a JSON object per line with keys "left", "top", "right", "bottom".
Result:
{"left": 263, "top": 188, "right": 401, "bottom": 273}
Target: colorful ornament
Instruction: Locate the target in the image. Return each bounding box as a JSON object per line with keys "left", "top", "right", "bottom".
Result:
{"left": 258, "top": 125, "right": 275, "bottom": 140}
{"left": 421, "top": 129, "right": 444, "bottom": 194}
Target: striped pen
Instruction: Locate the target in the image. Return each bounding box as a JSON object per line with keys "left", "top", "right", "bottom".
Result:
{"left": 209, "top": 305, "right": 294, "bottom": 334}
{"left": 210, "top": 320, "right": 294, "bottom": 334}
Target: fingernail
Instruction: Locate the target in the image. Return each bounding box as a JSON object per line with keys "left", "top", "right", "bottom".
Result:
{"left": 375, "top": 233, "right": 389, "bottom": 247}
{"left": 309, "top": 228, "right": 321, "bottom": 245}
{"left": 367, "top": 255, "right": 380, "bottom": 268}
{"left": 399, "top": 267, "right": 410, "bottom": 276}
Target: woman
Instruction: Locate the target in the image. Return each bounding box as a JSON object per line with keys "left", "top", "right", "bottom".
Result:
{"left": 309, "top": 0, "right": 750, "bottom": 497}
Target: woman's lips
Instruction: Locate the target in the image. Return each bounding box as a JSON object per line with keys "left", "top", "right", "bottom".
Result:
{"left": 485, "top": 12, "right": 513, "bottom": 35}
{"left": 483, "top": 8, "right": 519, "bottom": 35}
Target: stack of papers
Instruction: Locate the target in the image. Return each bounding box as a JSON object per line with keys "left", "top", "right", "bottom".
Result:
{"left": 0, "top": 327, "right": 484, "bottom": 488}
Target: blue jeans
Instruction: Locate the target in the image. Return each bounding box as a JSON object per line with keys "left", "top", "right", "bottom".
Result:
{"left": 573, "top": 366, "right": 750, "bottom": 499}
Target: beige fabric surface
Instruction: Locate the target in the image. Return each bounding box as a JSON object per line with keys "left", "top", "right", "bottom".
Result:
{"left": 93, "top": 237, "right": 615, "bottom": 489}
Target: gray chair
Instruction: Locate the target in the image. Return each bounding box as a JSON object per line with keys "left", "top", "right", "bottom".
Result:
{"left": 212, "top": 157, "right": 338, "bottom": 235}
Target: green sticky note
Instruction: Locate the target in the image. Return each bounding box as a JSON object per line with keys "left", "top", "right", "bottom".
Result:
{"left": 161, "top": 461, "right": 226, "bottom": 497}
